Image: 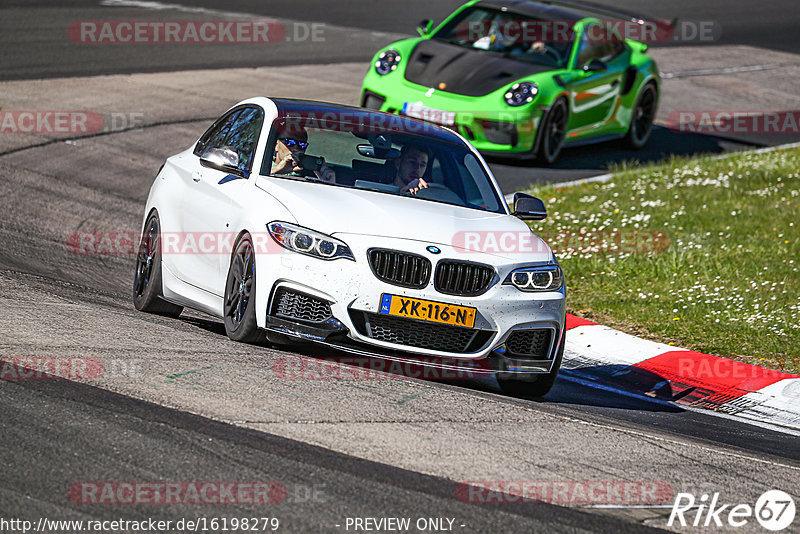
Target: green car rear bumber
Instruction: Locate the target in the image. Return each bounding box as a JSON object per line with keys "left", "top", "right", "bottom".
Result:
{"left": 360, "top": 0, "right": 659, "bottom": 162}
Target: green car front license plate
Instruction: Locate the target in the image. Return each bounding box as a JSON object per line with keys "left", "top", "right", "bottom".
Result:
{"left": 402, "top": 102, "right": 456, "bottom": 126}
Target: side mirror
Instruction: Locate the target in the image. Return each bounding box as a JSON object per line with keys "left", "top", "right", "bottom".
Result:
{"left": 200, "top": 146, "right": 242, "bottom": 175}
{"left": 582, "top": 58, "right": 608, "bottom": 73}
{"left": 512, "top": 192, "right": 547, "bottom": 221}
{"left": 417, "top": 19, "right": 434, "bottom": 36}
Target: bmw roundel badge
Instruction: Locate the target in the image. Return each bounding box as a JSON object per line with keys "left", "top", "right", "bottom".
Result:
{"left": 426, "top": 246, "right": 441, "bottom": 254}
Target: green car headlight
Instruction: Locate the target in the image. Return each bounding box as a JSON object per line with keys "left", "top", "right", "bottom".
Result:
{"left": 503, "top": 264, "right": 563, "bottom": 292}
{"left": 267, "top": 222, "right": 355, "bottom": 261}
{"left": 504, "top": 82, "right": 538, "bottom": 106}
{"left": 375, "top": 50, "right": 401, "bottom": 75}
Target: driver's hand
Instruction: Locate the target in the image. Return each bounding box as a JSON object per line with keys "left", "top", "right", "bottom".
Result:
{"left": 272, "top": 154, "right": 301, "bottom": 174}
{"left": 315, "top": 164, "right": 336, "bottom": 183}
{"left": 530, "top": 41, "right": 546, "bottom": 52}
{"left": 285, "top": 154, "right": 302, "bottom": 173}
{"left": 403, "top": 178, "right": 429, "bottom": 195}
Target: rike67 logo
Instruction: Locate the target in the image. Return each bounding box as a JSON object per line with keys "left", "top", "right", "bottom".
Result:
{"left": 668, "top": 490, "right": 796, "bottom": 531}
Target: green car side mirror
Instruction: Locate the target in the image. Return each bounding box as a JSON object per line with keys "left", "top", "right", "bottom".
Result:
{"left": 582, "top": 58, "right": 608, "bottom": 73}
{"left": 417, "top": 19, "right": 434, "bottom": 36}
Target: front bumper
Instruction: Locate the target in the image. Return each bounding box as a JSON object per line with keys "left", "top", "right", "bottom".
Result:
{"left": 256, "top": 235, "right": 566, "bottom": 374}
{"left": 360, "top": 81, "right": 544, "bottom": 155}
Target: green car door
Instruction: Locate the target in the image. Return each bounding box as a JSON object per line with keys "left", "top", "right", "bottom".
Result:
{"left": 565, "top": 21, "right": 630, "bottom": 140}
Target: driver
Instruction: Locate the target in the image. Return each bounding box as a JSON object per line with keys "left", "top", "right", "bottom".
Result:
{"left": 393, "top": 143, "right": 431, "bottom": 195}
{"left": 526, "top": 39, "right": 571, "bottom": 64}
{"left": 271, "top": 126, "right": 336, "bottom": 182}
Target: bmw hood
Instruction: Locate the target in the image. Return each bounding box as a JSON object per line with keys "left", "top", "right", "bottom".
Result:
{"left": 257, "top": 177, "right": 553, "bottom": 262}
{"left": 403, "top": 39, "right": 552, "bottom": 97}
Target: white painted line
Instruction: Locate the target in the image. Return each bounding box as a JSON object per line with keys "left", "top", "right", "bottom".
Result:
{"left": 660, "top": 63, "right": 798, "bottom": 79}
{"left": 747, "top": 140, "right": 800, "bottom": 154}
{"left": 504, "top": 172, "right": 613, "bottom": 202}
{"left": 679, "top": 402, "right": 800, "bottom": 436}
{"left": 100, "top": 0, "right": 220, "bottom": 14}
{"left": 99, "top": 0, "right": 408, "bottom": 42}
{"left": 545, "top": 172, "right": 613, "bottom": 190}
{"left": 580, "top": 505, "right": 676, "bottom": 509}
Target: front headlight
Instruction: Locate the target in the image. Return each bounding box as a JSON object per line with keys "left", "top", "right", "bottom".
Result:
{"left": 503, "top": 264, "right": 563, "bottom": 292}
{"left": 267, "top": 222, "right": 355, "bottom": 261}
{"left": 375, "top": 49, "right": 401, "bottom": 75}
{"left": 504, "top": 82, "right": 538, "bottom": 106}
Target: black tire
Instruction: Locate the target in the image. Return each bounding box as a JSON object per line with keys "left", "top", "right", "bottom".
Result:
{"left": 223, "top": 234, "right": 265, "bottom": 344}
{"left": 536, "top": 98, "right": 568, "bottom": 165}
{"left": 624, "top": 82, "right": 657, "bottom": 149}
{"left": 498, "top": 326, "right": 565, "bottom": 398}
{"left": 133, "top": 213, "right": 183, "bottom": 317}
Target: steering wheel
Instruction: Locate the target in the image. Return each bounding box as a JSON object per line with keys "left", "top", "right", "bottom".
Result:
{"left": 413, "top": 182, "right": 464, "bottom": 204}
{"left": 540, "top": 45, "right": 564, "bottom": 65}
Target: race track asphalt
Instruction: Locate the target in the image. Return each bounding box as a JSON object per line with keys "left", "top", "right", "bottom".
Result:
{"left": 1, "top": 2, "right": 799, "bottom": 532}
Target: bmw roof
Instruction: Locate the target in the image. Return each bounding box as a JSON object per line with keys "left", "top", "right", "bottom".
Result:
{"left": 270, "top": 98, "right": 464, "bottom": 144}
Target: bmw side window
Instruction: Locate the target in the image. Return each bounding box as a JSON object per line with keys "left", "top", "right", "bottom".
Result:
{"left": 225, "top": 107, "right": 264, "bottom": 172}
{"left": 430, "top": 158, "right": 444, "bottom": 183}
{"left": 193, "top": 107, "right": 263, "bottom": 173}
{"left": 194, "top": 109, "right": 242, "bottom": 157}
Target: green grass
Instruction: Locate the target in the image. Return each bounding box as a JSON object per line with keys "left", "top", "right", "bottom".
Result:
{"left": 526, "top": 147, "right": 800, "bottom": 374}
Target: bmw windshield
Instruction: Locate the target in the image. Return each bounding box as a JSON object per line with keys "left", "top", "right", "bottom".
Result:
{"left": 262, "top": 115, "right": 505, "bottom": 214}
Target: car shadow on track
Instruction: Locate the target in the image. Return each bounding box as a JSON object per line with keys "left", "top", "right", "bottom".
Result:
{"left": 540, "top": 370, "right": 686, "bottom": 412}
{"left": 176, "top": 315, "right": 684, "bottom": 413}
{"left": 180, "top": 315, "right": 227, "bottom": 336}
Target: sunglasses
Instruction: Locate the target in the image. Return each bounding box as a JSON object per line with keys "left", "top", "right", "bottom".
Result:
{"left": 280, "top": 138, "right": 308, "bottom": 150}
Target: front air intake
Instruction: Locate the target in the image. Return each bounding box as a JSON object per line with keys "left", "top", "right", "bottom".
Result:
{"left": 434, "top": 261, "right": 495, "bottom": 296}
{"left": 368, "top": 249, "right": 431, "bottom": 289}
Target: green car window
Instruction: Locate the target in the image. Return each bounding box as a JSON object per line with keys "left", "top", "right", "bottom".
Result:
{"left": 434, "top": 6, "right": 572, "bottom": 69}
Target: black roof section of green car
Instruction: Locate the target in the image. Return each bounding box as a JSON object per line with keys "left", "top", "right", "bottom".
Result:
{"left": 476, "top": 0, "right": 585, "bottom": 22}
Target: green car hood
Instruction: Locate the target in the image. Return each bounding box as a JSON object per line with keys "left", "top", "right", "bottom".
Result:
{"left": 403, "top": 39, "right": 556, "bottom": 97}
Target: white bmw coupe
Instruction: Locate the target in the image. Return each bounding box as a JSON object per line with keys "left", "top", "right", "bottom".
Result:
{"left": 134, "top": 98, "right": 566, "bottom": 396}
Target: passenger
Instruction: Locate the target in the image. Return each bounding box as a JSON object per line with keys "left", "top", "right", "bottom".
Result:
{"left": 393, "top": 143, "right": 431, "bottom": 195}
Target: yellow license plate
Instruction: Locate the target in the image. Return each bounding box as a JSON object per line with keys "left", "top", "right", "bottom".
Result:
{"left": 379, "top": 294, "right": 476, "bottom": 328}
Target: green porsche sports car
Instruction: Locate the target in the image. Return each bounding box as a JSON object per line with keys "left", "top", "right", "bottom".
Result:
{"left": 360, "top": 0, "right": 660, "bottom": 163}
